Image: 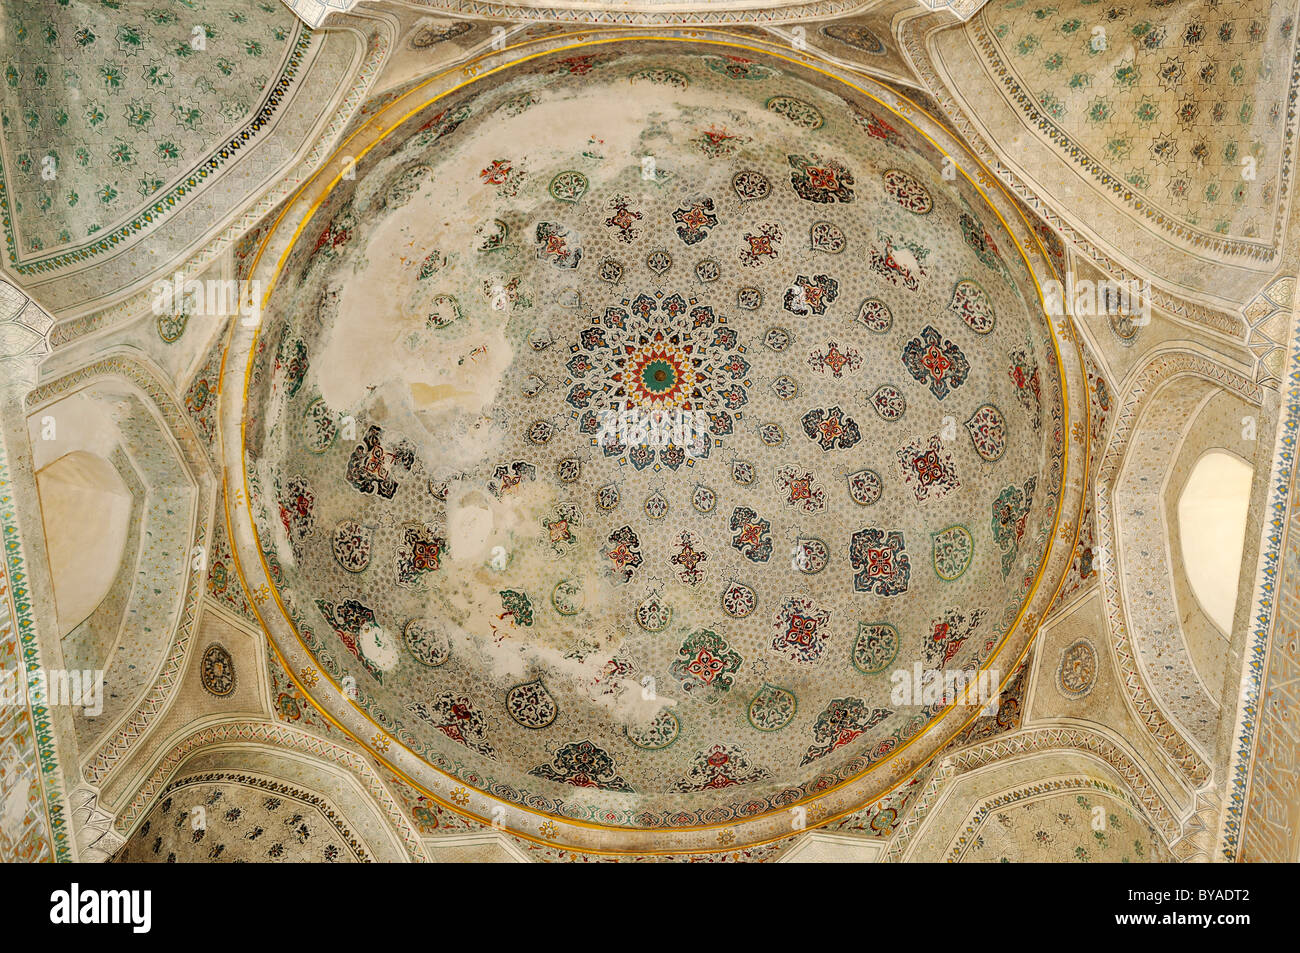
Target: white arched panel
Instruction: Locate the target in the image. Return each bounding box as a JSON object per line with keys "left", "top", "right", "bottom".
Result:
{"left": 1177, "top": 451, "right": 1253, "bottom": 635}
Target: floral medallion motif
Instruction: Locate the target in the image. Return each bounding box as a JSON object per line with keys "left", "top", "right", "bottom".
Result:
{"left": 902, "top": 326, "right": 971, "bottom": 401}
{"left": 635, "top": 591, "right": 673, "bottom": 631}
{"left": 822, "top": 24, "right": 887, "bottom": 54}
{"left": 868, "top": 384, "right": 907, "bottom": 421}
{"left": 801, "top": 697, "right": 891, "bottom": 765}
{"left": 552, "top": 579, "right": 585, "bottom": 616}
{"left": 345, "top": 425, "right": 415, "bottom": 499}
{"left": 303, "top": 399, "right": 338, "bottom": 454}
{"left": 783, "top": 273, "right": 839, "bottom": 315}
{"left": 1008, "top": 347, "right": 1043, "bottom": 429}
{"left": 548, "top": 170, "right": 588, "bottom": 203}
{"left": 847, "top": 468, "right": 883, "bottom": 505}
{"left": 882, "top": 168, "right": 933, "bottom": 214}
{"left": 766, "top": 95, "right": 825, "bottom": 129}
{"left": 792, "top": 537, "right": 830, "bottom": 575}
{"left": 671, "top": 629, "right": 744, "bottom": 701}
{"left": 535, "top": 221, "right": 583, "bottom": 268}
{"left": 922, "top": 607, "right": 988, "bottom": 669}
{"left": 730, "top": 506, "right": 773, "bottom": 562}
{"left": 625, "top": 710, "right": 680, "bottom": 750}
{"left": 731, "top": 169, "right": 771, "bottom": 201}
{"left": 959, "top": 212, "right": 1002, "bottom": 270}
{"left": 808, "top": 339, "right": 862, "bottom": 378}
{"left": 748, "top": 684, "right": 798, "bottom": 732}
{"left": 740, "top": 223, "right": 782, "bottom": 265}
{"left": 932, "top": 525, "right": 975, "bottom": 581}
{"left": 855, "top": 297, "right": 894, "bottom": 333}
{"left": 788, "top": 153, "right": 855, "bottom": 203}
{"left": 852, "top": 623, "right": 900, "bottom": 675}
{"left": 772, "top": 596, "right": 832, "bottom": 664}
{"left": 1057, "top": 639, "right": 1098, "bottom": 698}
{"left": 506, "top": 678, "right": 559, "bottom": 729}
{"left": 403, "top": 618, "right": 451, "bottom": 668}
{"left": 605, "top": 525, "right": 644, "bottom": 583}
{"left": 775, "top": 464, "right": 827, "bottom": 513}
{"left": 670, "top": 531, "right": 709, "bottom": 587}
{"left": 720, "top": 581, "right": 757, "bottom": 618}
{"left": 569, "top": 291, "right": 750, "bottom": 467}
{"left": 200, "top": 643, "right": 236, "bottom": 697}
{"left": 673, "top": 744, "right": 769, "bottom": 791}
{"left": 896, "top": 433, "right": 961, "bottom": 503}
{"left": 850, "top": 529, "right": 911, "bottom": 596}
{"left": 992, "top": 478, "right": 1038, "bottom": 576}
{"left": 801, "top": 406, "right": 862, "bottom": 450}
{"left": 949, "top": 278, "right": 996, "bottom": 334}
{"left": 331, "top": 519, "right": 373, "bottom": 573}
{"left": 395, "top": 521, "right": 447, "bottom": 589}
{"left": 316, "top": 598, "right": 390, "bottom": 682}
{"left": 672, "top": 197, "right": 718, "bottom": 245}
{"left": 278, "top": 477, "right": 316, "bottom": 546}
{"left": 965, "top": 403, "right": 1009, "bottom": 461}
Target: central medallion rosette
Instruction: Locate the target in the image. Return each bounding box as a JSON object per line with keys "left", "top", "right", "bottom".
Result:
{"left": 564, "top": 291, "right": 752, "bottom": 471}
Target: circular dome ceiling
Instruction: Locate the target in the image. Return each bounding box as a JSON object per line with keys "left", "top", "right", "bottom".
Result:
{"left": 236, "top": 39, "right": 1071, "bottom": 847}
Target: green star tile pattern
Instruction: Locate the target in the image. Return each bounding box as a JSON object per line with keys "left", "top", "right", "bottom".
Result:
{"left": 0, "top": 0, "right": 302, "bottom": 265}
{"left": 978, "top": 0, "right": 1297, "bottom": 249}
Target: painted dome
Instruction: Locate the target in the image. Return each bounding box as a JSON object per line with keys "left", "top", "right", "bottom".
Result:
{"left": 238, "top": 40, "right": 1069, "bottom": 847}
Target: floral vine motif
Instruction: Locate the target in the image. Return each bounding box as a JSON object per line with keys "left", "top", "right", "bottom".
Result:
{"left": 529, "top": 740, "right": 633, "bottom": 792}
{"left": 730, "top": 506, "right": 773, "bottom": 562}
{"left": 671, "top": 629, "right": 743, "bottom": 701}
{"left": 345, "top": 425, "right": 415, "bottom": 499}
{"left": 922, "top": 606, "right": 988, "bottom": 668}
{"left": 849, "top": 529, "right": 911, "bottom": 596}
{"left": 801, "top": 697, "right": 891, "bottom": 765}
{"left": 801, "top": 406, "right": 862, "bottom": 451}
{"left": 605, "top": 525, "right": 643, "bottom": 583}
{"left": 407, "top": 692, "right": 495, "bottom": 758}
{"left": 901, "top": 326, "right": 970, "bottom": 400}
{"left": 672, "top": 197, "right": 718, "bottom": 245}
{"left": 992, "top": 478, "right": 1037, "bottom": 576}
{"left": 673, "top": 744, "right": 769, "bottom": 791}
{"left": 788, "top": 153, "right": 856, "bottom": 203}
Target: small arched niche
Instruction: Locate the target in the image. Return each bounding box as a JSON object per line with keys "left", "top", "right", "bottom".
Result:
{"left": 34, "top": 450, "right": 133, "bottom": 638}
{"left": 1176, "top": 450, "right": 1253, "bottom": 634}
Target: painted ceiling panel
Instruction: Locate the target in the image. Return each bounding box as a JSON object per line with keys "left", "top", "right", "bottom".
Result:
{"left": 923, "top": 0, "right": 1300, "bottom": 304}
{"left": 0, "top": 0, "right": 1291, "bottom": 867}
